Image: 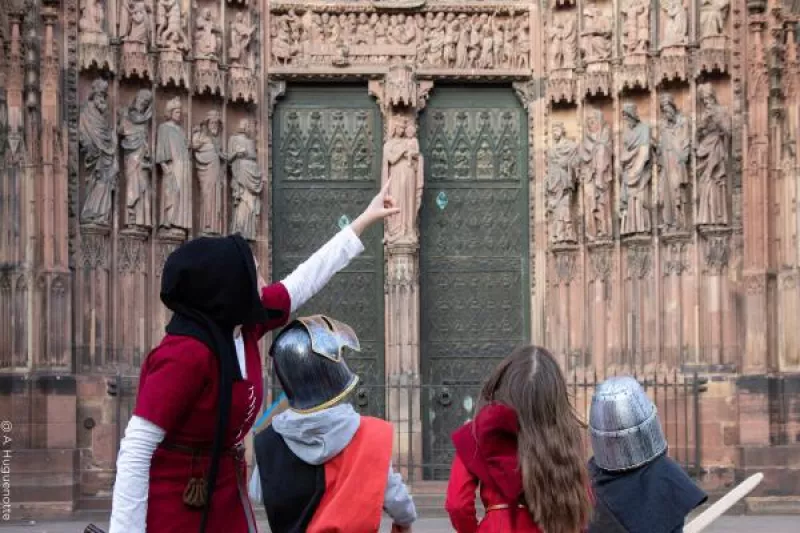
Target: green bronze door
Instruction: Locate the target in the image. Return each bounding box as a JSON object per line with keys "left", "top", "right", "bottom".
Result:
{"left": 271, "top": 85, "right": 385, "bottom": 417}
{"left": 419, "top": 87, "right": 530, "bottom": 478}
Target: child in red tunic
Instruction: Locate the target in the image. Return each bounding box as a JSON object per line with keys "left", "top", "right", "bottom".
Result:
{"left": 445, "top": 346, "right": 592, "bottom": 533}
{"left": 109, "top": 181, "right": 399, "bottom": 533}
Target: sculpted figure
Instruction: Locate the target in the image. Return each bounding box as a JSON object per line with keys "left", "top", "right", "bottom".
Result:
{"left": 444, "top": 13, "right": 458, "bottom": 67}
{"left": 700, "top": 0, "right": 730, "bottom": 38}
{"left": 549, "top": 13, "right": 577, "bottom": 70}
{"left": 229, "top": 12, "right": 257, "bottom": 68}
{"left": 157, "top": 0, "right": 188, "bottom": 50}
{"left": 657, "top": 95, "right": 691, "bottom": 230}
{"left": 383, "top": 116, "right": 424, "bottom": 245}
{"left": 661, "top": 0, "right": 688, "bottom": 47}
{"left": 119, "top": 89, "right": 154, "bottom": 228}
{"left": 230, "top": 119, "right": 263, "bottom": 239}
{"left": 192, "top": 111, "right": 225, "bottom": 235}
{"left": 80, "top": 0, "right": 107, "bottom": 38}
{"left": 622, "top": 0, "right": 650, "bottom": 55}
{"left": 194, "top": 7, "right": 219, "bottom": 59}
{"left": 272, "top": 16, "right": 295, "bottom": 65}
{"left": 516, "top": 17, "right": 531, "bottom": 69}
{"left": 120, "top": 0, "right": 151, "bottom": 45}
{"left": 547, "top": 124, "right": 579, "bottom": 243}
{"left": 79, "top": 80, "right": 118, "bottom": 226}
{"left": 156, "top": 98, "right": 192, "bottom": 233}
{"left": 696, "top": 84, "right": 731, "bottom": 225}
{"left": 581, "top": 5, "right": 613, "bottom": 62}
{"left": 580, "top": 109, "right": 614, "bottom": 240}
{"left": 619, "top": 103, "right": 653, "bottom": 236}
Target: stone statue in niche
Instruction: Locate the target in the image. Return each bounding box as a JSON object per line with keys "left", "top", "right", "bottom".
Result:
{"left": 657, "top": 94, "right": 691, "bottom": 230}
{"left": 619, "top": 103, "right": 653, "bottom": 236}
{"left": 547, "top": 123, "right": 579, "bottom": 244}
{"left": 192, "top": 110, "right": 225, "bottom": 235}
{"left": 700, "top": 0, "right": 730, "bottom": 40}
{"left": 696, "top": 84, "right": 731, "bottom": 226}
{"left": 229, "top": 11, "right": 258, "bottom": 102}
{"left": 383, "top": 115, "right": 424, "bottom": 246}
{"left": 156, "top": 0, "right": 190, "bottom": 86}
{"left": 580, "top": 109, "right": 614, "bottom": 241}
{"left": 515, "top": 17, "right": 531, "bottom": 70}
{"left": 229, "top": 118, "right": 263, "bottom": 240}
{"left": 120, "top": 0, "right": 153, "bottom": 79}
{"left": 193, "top": 7, "right": 223, "bottom": 94}
{"left": 79, "top": 79, "right": 119, "bottom": 226}
{"left": 622, "top": 0, "right": 650, "bottom": 56}
{"left": 549, "top": 12, "right": 577, "bottom": 71}
{"left": 661, "top": 0, "right": 688, "bottom": 47}
{"left": 156, "top": 98, "right": 192, "bottom": 234}
{"left": 79, "top": 0, "right": 115, "bottom": 72}
{"left": 119, "top": 89, "right": 154, "bottom": 229}
{"left": 581, "top": 5, "right": 612, "bottom": 63}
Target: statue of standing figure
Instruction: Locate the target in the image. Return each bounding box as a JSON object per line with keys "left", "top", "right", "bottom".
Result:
{"left": 229, "top": 118, "right": 263, "bottom": 240}
{"left": 547, "top": 123, "right": 579, "bottom": 244}
{"left": 696, "top": 83, "right": 730, "bottom": 225}
{"left": 580, "top": 109, "right": 614, "bottom": 240}
{"left": 382, "top": 115, "right": 424, "bottom": 246}
{"left": 119, "top": 89, "right": 154, "bottom": 229}
{"left": 619, "top": 103, "right": 653, "bottom": 236}
{"left": 156, "top": 98, "right": 192, "bottom": 233}
{"left": 192, "top": 110, "right": 225, "bottom": 235}
{"left": 79, "top": 79, "right": 119, "bottom": 226}
{"left": 657, "top": 94, "right": 691, "bottom": 230}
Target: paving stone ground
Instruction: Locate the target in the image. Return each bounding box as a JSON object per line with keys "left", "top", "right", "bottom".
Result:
{"left": 1, "top": 516, "right": 799, "bottom": 532}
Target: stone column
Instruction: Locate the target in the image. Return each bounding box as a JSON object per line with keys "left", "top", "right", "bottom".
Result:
{"left": 369, "top": 67, "right": 432, "bottom": 483}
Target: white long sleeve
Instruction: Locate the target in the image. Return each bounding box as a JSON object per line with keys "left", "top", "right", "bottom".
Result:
{"left": 281, "top": 226, "right": 365, "bottom": 313}
{"left": 109, "top": 415, "right": 166, "bottom": 533}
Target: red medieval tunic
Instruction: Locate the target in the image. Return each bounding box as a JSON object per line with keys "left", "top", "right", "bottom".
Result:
{"left": 134, "top": 283, "right": 291, "bottom": 533}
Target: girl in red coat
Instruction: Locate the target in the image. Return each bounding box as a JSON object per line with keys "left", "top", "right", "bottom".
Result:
{"left": 108, "top": 180, "right": 398, "bottom": 533}
{"left": 446, "top": 346, "right": 592, "bottom": 533}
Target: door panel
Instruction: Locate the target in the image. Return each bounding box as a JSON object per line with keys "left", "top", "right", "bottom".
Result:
{"left": 271, "top": 86, "right": 385, "bottom": 416}
{"left": 419, "top": 87, "right": 530, "bottom": 477}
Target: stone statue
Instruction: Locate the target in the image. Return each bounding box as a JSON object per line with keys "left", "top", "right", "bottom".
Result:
{"left": 156, "top": 98, "right": 192, "bottom": 233}
{"left": 547, "top": 123, "right": 579, "bottom": 243}
{"left": 580, "top": 109, "right": 614, "bottom": 240}
{"left": 229, "top": 12, "right": 257, "bottom": 68}
{"left": 382, "top": 116, "right": 424, "bottom": 246}
{"left": 229, "top": 119, "right": 263, "bottom": 240}
{"left": 79, "top": 80, "right": 118, "bottom": 226}
{"left": 661, "top": 0, "right": 688, "bottom": 47}
{"left": 192, "top": 111, "right": 225, "bottom": 235}
{"left": 619, "top": 103, "right": 653, "bottom": 236}
{"left": 622, "top": 0, "right": 650, "bottom": 56}
{"left": 700, "top": 0, "right": 730, "bottom": 39}
{"left": 549, "top": 13, "right": 577, "bottom": 70}
{"left": 581, "top": 5, "right": 613, "bottom": 62}
{"left": 156, "top": 0, "right": 188, "bottom": 50}
{"left": 194, "top": 7, "right": 220, "bottom": 59}
{"left": 79, "top": 0, "right": 107, "bottom": 42}
{"left": 657, "top": 94, "right": 691, "bottom": 230}
{"left": 696, "top": 84, "right": 730, "bottom": 225}
{"left": 119, "top": 0, "right": 152, "bottom": 78}
{"left": 119, "top": 89, "right": 154, "bottom": 229}
{"left": 515, "top": 17, "right": 531, "bottom": 69}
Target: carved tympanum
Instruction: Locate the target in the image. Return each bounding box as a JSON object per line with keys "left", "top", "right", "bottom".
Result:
{"left": 619, "top": 103, "right": 653, "bottom": 236}
{"left": 696, "top": 84, "right": 731, "bottom": 226}
{"left": 383, "top": 115, "right": 424, "bottom": 246}
{"left": 229, "top": 118, "right": 263, "bottom": 240}
{"left": 580, "top": 109, "right": 614, "bottom": 241}
{"left": 156, "top": 98, "right": 192, "bottom": 234}
{"left": 547, "top": 123, "right": 579, "bottom": 244}
{"left": 79, "top": 79, "right": 119, "bottom": 227}
{"left": 192, "top": 110, "right": 225, "bottom": 235}
{"left": 120, "top": 0, "right": 153, "bottom": 79}
{"left": 79, "top": 0, "right": 115, "bottom": 72}
{"left": 119, "top": 89, "right": 154, "bottom": 229}
{"left": 657, "top": 95, "right": 691, "bottom": 231}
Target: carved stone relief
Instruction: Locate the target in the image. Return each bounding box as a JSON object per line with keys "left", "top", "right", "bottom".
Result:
{"left": 383, "top": 115, "right": 424, "bottom": 246}
{"left": 619, "top": 0, "right": 650, "bottom": 90}
{"left": 229, "top": 10, "right": 258, "bottom": 102}
{"left": 548, "top": 11, "right": 577, "bottom": 102}
{"left": 554, "top": 251, "right": 578, "bottom": 284}
{"left": 192, "top": 110, "right": 225, "bottom": 235}
{"left": 620, "top": 103, "right": 653, "bottom": 236}
{"left": 79, "top": 79, "right": 118, "bottom": 227}
{"left": 581, "top": 3, "right": 613, "bottom": 96}
{"left": 79, "top": 0, "right": 115, "bottom": 72}
{"left": 662, "top": 240, "right": 689, "bottom": 276}
{"left": 657, "top": 95, "right": 691, "bottom": 231}
{"left": 119, "top": 89, "right": 154, "bottom": 229}
{"left": 119, "top": 0, "right": 153, "bottom": 79}
{"left": 156, "top": 0, "right": 190, "bottom": 87}
{"left": 193, "top": 6, "right": 223, "bottom": 95}
{"left": 657, "top": 0, "right": 689, "bottom": 82}
{"left": 547, "top": 123, "right": 579, "bottom": 244}
{"left": 626, "top": 244, "right": 653, "bottom": 279}
{"left": 696, "top": 84, "right": 731, "bottom": 226}
{"left": 581, "top": 108, "right": 614, "bottom": 241}
{"left": 156, "top": 98, "right": 192, "bottom": 235}
{"left": 698, "top": 0, "right": 731, "bottom": 73}
{"left": 229, "top": 118, "right": 262, "bottom": 240}
{"left": 269, "top": 7, "right": 530, "bottom": 72}
{"left": 703, "top": 233, "right": 730, "bottom": 274}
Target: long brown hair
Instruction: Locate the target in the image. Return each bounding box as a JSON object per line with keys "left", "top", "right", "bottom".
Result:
{"left": 477, "top": 345, "right": 591, "bottom": 533}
